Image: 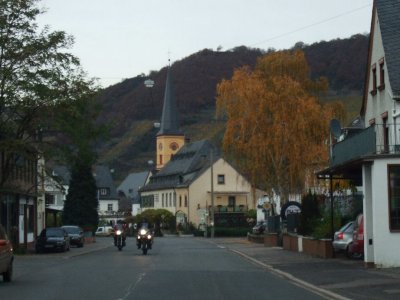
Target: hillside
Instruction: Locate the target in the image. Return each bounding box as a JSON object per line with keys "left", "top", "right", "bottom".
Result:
{"left": 96, "top": 34, "right": 369, "bottom": 182}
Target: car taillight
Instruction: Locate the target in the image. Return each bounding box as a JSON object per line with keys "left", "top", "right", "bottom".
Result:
{"left": 338, "top": 232, "right": 344, "bottom": 240}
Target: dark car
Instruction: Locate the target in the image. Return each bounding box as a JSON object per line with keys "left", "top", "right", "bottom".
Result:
{"left": 252, "top": 221, "right": 267, "bottom": 234}
{"left": 332, "top": 221, "right": 354, "bottom": 254}
{"left": 36, "top": 227, "right": 70, "bottom": 253}
{"left": 0, "top": 224, "right": 13, "bottom": 282}
{"left": 62, "top": 226, "right": 84, "bottom": 248}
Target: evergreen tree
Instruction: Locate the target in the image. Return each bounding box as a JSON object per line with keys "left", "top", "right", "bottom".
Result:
{"left": 62, "top": 161, "right": 98, "bottom": 233}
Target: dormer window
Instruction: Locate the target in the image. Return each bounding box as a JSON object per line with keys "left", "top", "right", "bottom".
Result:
{"left": 378, "top": 58, "right": 385, "bottom": 91}
{"left": 371, "top": 63, "right": 377, "bottom": 96}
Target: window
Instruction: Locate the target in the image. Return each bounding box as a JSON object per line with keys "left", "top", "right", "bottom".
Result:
{"left": 217, "top": 174, "right": 225, "bottom": 184}
{"left": 45, "top": 194, "right": 55, "bottom": 206}
{"left": 184, "top": 196, "right": 188, "bottom": 207}
{"left": 228, "top": 196, "right": 236, "bottom": 207}
{"left": 159, "top": 155, "right": 163, "bottom": 165}
{"left": 379, "top": 58, "right": 385, "bottom": 90}
{"left": 99, "top": 188, "right": 109, "bottom": 196}
{"left": 107, "top": 204, "right": 113, "bottom": 211}
{"left": 371, "top": 64, "right": 377, "bottom": 95}
{"left": 388, "top": 165, "right": 400, "bottom": 231}
{"left": 179, "top": 196, "right": 182, "bottom": 207}
{"left": 162, "top": 193, "right": 164, "bottom": 207}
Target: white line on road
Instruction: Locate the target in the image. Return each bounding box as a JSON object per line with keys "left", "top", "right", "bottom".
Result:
{"left": 117, "top": 272, "right": 146, "bottom": 300}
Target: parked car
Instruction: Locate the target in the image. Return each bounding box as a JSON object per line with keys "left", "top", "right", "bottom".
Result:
{"left": 61, "top": 225, "right": 84, "bottom": 248}
{"left": 95, "top": 226, "right": 114, "bottom": 237}
{"left": 36, "top": 227, "right": 70, "bottom": 253}
{"left": 0, "top": 224, "right": 13, "bottom": 282}
{"left": 348, "top": 213, "right": 364, "bottom": 259}
{"left": 252, "top": 221, "right": 267, "bottom": 234}
{"left": 332, "top": 221, "right": 354, "bottom": 254}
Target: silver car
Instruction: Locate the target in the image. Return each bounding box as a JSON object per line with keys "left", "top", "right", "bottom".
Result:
{"left": 332, "top": 221, "right": 354, "bottom": 254}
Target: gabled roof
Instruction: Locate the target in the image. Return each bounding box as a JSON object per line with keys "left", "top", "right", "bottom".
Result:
{"left": 52, "top": 165, "right": 70, "bottom": 185}
{"left": 52, "top": 165, "right": 118, "bottom": 200}
{"left": 117, "top": 171, "right": 149, "bottom": 202}
{"left": 140, "top": 140, "right": 219, "bottom": 192}
{"left": 93, "top": 165, "right": 118, "bottom": 199}
{"left": 376, "top": 0, "right": 400, "bottom": 97}
{"left": 157, "top": 67, "right": 183, "bottom": 136}
{"left": 361, "top": 0, "right": 400, "bottom": 115}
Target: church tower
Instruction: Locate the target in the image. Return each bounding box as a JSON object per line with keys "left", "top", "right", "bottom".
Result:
{"left": 156, "top": 67, "right": 185, "bottom": 170}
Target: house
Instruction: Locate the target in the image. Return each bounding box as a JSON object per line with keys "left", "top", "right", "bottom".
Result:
{"left": 138, "top": 67, "right": 264, "bottom": 228}
{"left": 117, "top": 171, "right": 150, "bottom": 216}
{"left": 36, "top": 161, "right": 67, "bottom": 230}
{"left": 50, "top": 165, "right": 121, "bottom": 225}
{"left": 140, "top": 139, "right": 263, "bottom": 228}
{"left": 0, "top": 150, "right": 38, "bottom": 249}
{"left": 319, "top": 0, "right": 400, "bottom": 267}
{"left": 92, "top": 165, "right": 120, "bottom": 224}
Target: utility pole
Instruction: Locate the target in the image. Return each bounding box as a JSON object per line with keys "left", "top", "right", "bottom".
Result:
{"left": 210, "top": 149, "right": 215, "bottom": 238}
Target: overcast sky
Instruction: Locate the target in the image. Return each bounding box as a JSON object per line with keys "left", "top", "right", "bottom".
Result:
{"left": 36, "top": 0, "right": 373, "bottom": 88}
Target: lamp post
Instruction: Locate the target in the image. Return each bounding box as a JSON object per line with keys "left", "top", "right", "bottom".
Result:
{"left": 210, "top": 149, "right": 215, "bottom": 238}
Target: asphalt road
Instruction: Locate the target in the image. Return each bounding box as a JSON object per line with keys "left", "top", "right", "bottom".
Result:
{"left": 0, "top": 236, "right": 327, "bottom": 300}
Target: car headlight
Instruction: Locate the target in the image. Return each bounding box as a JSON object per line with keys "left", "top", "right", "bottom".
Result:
{"left": 116, "top": 230, "right": 122, "bottom": 235}
{"left": 140, "top": 229, "right": 147, "bottom": 235}
{"left": 147, "top": 235, "right": 152, "bottom": 239}
{"left": 137, "top": 235, "right": 141, "bottom": 239}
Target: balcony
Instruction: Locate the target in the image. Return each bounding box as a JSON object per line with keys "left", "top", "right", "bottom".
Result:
{"left": 209, "top": 205, "right": 248, "bottom": 214}
{"left": 331, "top": 124, "right": 400, "bottom": 167}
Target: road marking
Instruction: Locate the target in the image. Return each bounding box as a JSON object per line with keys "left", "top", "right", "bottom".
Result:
{"left": 118, "top": 272, "right": 146, "bottom": 300}
{"left": 217, "top": 245, "right": 226, "bottom": 249}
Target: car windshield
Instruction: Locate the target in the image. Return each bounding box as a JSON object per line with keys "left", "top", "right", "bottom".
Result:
{"left": 46, "top": 228, "right": 64, "bottom": 237}
{"left": 63, "top": 227, "right": 80, "bottom": 234}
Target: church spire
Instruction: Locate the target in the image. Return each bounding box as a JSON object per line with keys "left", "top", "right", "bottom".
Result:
{"left": 156, "top": 66, "right": 185, "bottom": 170}
{"left": 157, "top": 67, "right": 182, "bottom": 136}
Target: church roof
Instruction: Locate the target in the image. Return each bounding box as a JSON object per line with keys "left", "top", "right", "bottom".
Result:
{"left": 157, "top": 68, "right": 183, "bottom": 136}
{"left": 139, "top": 140, "right": 219, "bottom": 192}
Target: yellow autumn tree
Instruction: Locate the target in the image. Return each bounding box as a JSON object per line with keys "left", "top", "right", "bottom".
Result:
{"left": 216, "top": 50, "right": 344, "bottom": 202}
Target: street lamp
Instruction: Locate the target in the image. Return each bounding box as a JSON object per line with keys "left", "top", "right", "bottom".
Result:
{"left": 210, "top": 149, "right": 215, "bottom": 238}
{"left": 144, "top": 78, "right": 155, "bottom": 106}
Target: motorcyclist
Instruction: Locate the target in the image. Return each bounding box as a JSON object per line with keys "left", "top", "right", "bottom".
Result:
{"left": 113, "top": 220, "right": 127, "bottom": 246}
{"left": 136, "top": 218, "right": 153, "bottom": 249}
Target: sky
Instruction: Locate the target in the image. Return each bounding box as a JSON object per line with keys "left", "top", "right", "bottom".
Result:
{"left": 36, "top": 0, "right": 374, "bottom": 88}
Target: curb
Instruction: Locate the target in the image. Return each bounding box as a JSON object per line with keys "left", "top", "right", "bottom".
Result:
{"left": 229, "top": 249, "right": 351, "bottom": 300}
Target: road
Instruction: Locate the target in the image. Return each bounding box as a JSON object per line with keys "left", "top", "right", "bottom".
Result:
{"left": 0, "top": 236, "right": 328, "bottom": 300}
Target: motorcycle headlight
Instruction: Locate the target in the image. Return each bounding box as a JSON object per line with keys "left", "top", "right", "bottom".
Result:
{"left": 140, "top": 229, "right": 147, "bottom": 235}
{"left": 116, "top": 230, "right": 122, "bottom": 235}
{"left": 147, "top": 234, "right": 152, "bottom": 239}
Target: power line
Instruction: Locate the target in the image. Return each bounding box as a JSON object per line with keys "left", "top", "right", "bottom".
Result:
{"left": 249, "top": 3, "right": 372, "bottom": 48}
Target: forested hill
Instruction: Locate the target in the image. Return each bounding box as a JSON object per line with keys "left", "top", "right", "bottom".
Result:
{"left": 96, "top": 34, "right": 369, "bottom": 181}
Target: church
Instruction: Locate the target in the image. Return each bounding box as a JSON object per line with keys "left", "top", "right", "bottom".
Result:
{"left": 138, "top": 67, "right": 264, "bottom": 229}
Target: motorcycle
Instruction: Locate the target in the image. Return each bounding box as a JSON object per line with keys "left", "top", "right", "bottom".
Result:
{"left": 114, "top": 228, "right": 125, "bottom": 251}
{"left": 137, "top": 227, "right": 153, "bottom": 255}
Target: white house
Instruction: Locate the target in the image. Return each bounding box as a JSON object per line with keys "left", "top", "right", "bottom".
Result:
{"left": 319, "top": 0, "right": 400, "bottom": 267}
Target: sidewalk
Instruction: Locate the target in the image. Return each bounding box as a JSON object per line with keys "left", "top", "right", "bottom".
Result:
{"left": 213, "top": 237, "right": 400, "bottom": 300}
